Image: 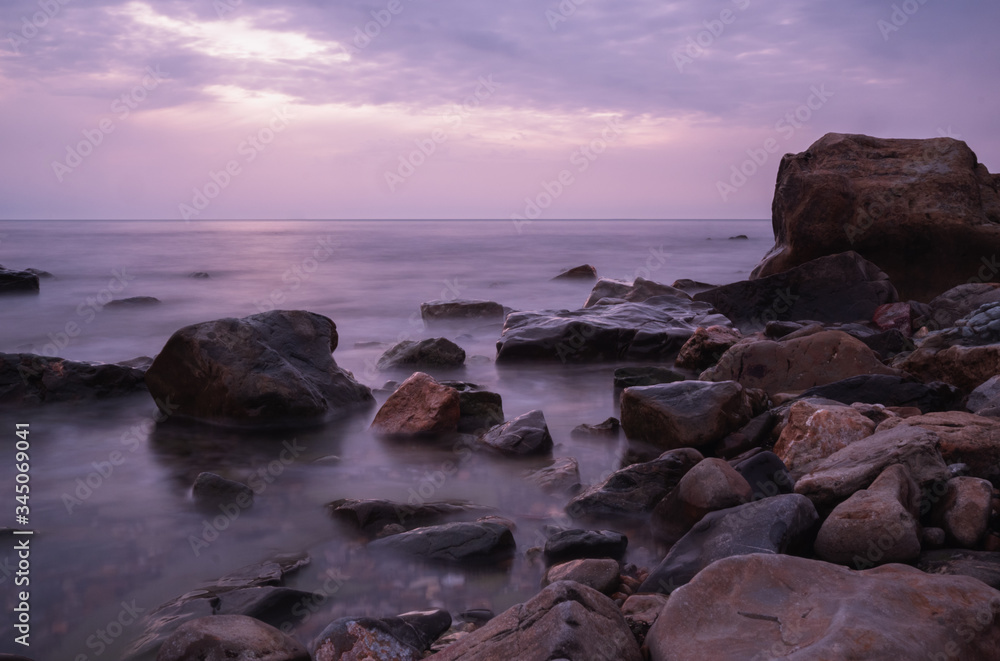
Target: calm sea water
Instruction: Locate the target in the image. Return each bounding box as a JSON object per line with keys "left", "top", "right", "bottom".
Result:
{"left": 0, "top": 219, "right": 769, "bottom": 658}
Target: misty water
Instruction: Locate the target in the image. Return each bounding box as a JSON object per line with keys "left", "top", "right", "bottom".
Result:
{"left": 0, "top": 219, "right": 770, "bottom": 658}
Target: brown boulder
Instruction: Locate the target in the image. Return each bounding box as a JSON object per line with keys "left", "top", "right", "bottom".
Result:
{"left": 651, "top": 457, "right": 753, "bottom": 546}
{"left": 645, "top": 553, "right": 1000, "bottom": 661}
{"left": 876, "top": 411, "right": 1000, "bottom": 481}
{"left": 941, "top": 477, "right": 994, "bottom": 548}
{"left": 897, "top": 344, "right": 1000, "bottom": 392}
{"left": 674, "top": 325, "right": 742, "bottom": 370}
{"left": 751, "top": 132, "right": 1000, "bottom": 302}
{"left": 370, "top": 372, "right": 460, "bottom": 436}
{"left": 773, "top": 400, "right": 875, "bottom": 478}
{"left": 700, "top": 330, "right": 897, "bottom": 396}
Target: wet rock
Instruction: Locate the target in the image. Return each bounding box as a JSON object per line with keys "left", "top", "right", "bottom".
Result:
{"left": 0, "top": 352, "right": 146, "bottom": 407}
{"left": 873, "top": 301, "right": 918, "bottom": 337}
{"left": 612, "top": 366, "right": 684, "bottom": 389}
{"left": 370, "top": 372, "right": 460, "bottom": 437}
{"left": 651, "top": 457, "right": 753, "bottom": 546}
{"left": 927, "top": 282, "right": 1000, "bottom": 328}
{"left": 144, "top": 310, "right": 373, "bottom": 425}
{"left": 566, "top": 448, "right": 703, "bottom": 520}
{"left": 968, "top": 375, "right": 1000, "bottom": 416}
{"left": 312, "top": 609, "right": 452, "bottom": 661}
{"left": 156, "top": 614, "right": 309, "bottom": 661}
{"left": 543, "top": 529, "right": 628, "bottom": 565}
{"left": 213, "top": 586, "right": 327, "bottom": 628}
{"left": 797, "top": 374, "right": 962, "bottom": 413}
{"left": 918, "top": 549, "right": 1000, "bottom": 590}
{"left": 875, "top": 411, "right": 1000, "bottom": 481}
{"left": 496, "top": 296, "right": 730, "bottom": 363}
{"left": 646, "top": 552, "right": 1000, "bottom": 661}
{"left": 773, "top": 400, "right": 875, "bottom": 478}
{"left": 584, "top": 277, "right": 689, "bottom": 307}
{"left": 542, "top": 558, "right": 620, "bottom": 595}
{"left": 553, "top": 264, "right": 598, "bottom": 280}
{"left": 477, "top": 409, "right": 552, "bottom": 457}
{"left": 570, "top": 416, "right": 620, "bottom": 439}
{"left": 670, "top": 278, "right": 717, "bottom": 295}
{"left": 716, "top": 411, "right": 777, "bottom": 458}
{"left": 620, "top": 380, "right": 758, "bottom": 450}
{"left": 794, "top": 425, "right": 950, "bottom": 508}
{"left": 638, "top": 494, "right": 819, "bottom": 595}
{"left": 376, "top": 337, "right": 465, "bottom": 370}
{"left": 106, "top": 296, "right": 161, "bottom": 307}
{"left": 697, "top": 251, "right": 898, "bottom": 332}
{"left": 440, "top": 382, "right": 504, "bottom": 433}
{"left": 420, "top": 299, "right": 507, "bottom": 324}
{"left": 621, "top": 594, "right": 669, "bottom": 645}
{"left": 701, "top": 330, "right": 898, "bottom": 397}
{"left": 750, "top": 133, "right": 1000, "bottom": 301}
{"left": 192, "top": 472, "right": 254, "bottom": 508}
{"left": 435, "top": 581, "right": 641, "bottom": 661}
{"left": 814, "top": 464, "right": 922, "bottom": 567}
{"left": 899, "top": 343, "right": 1000, "bottom": 392}
{"left": 674, "top": 325, "right": 742, "bottom": 371}
{"left": 523, "top": 457, "right": 581, "bottom": 495}
{"left": 0, "top": 268, "right": 39, "bottom": 294}
{"left": 733, "top": 451, "right": 795, "bottom": 500}
{"left": 941, "top": 477, "right": 994, "bottom": 547}
{"left": 367, "top": 521, "right": 515, "bottom": 564}
{"left": 326, "top": 499, "right": 495, "bottom": 537}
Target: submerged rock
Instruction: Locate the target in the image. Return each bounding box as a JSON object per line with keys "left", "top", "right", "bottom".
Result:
{"left": 524, "top": 457, "right": 581, "bottom": 495}
{"left": 0, "top": 268, "right": 39, "bottom": 294}
{"left": 552, "top": 264, "right": 598, "bottom": 280}
{"left": 144, "top": 310, "right": 373, "bottom": 425}
{"left": 376, "top": 337, "right": 466, "bottom": 370}
{"left": 156, "top": 614, "right": 310, "bottom": 661}
{"left": 192, "top": 472, "right": 254, "bottom": 509}
{"left": 326, "top": 498, "right": 494, "bottom": 537}
{"left": 477, "top": 409, "right": 553, "bottom": 457}
{"left": 106, "top": 296, "right": 161, "bottom": 307}
{"left": 420, "top": 299, "right": 506, "bottom": 324}
{"left": 0, "top": 352, "right": 146, "bottom": 407}
{"left": 570, "top": 417, "right": 620, "bottom": 439}
{"left": 584, "top": 277, "right": 689, "bottom": 307}
{"left": 367, "top": 521, "right": 515, "bottom": 564}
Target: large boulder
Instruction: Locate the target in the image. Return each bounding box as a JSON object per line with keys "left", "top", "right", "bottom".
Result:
{"left": 898, "top": 343, "right": 1000, "bottom": 392}
{"left": 645, "top": 553, "right": 1000, "bottom": 661}
{"left": 433, "top": 581, "right": 641, "bottom": 661}
{"left": 376, "top": 338, "right": 465, "bottom": 369}
{"left": 638, "top": 494, "right": 819, "bottom": 594}
{"left": 144, "top": 310, "right": 373, "bottom": 425}
{"left": 797, "top": 374, "right": 962, "bottom": 413}
{"left": 875, "top": 411, "right": 1000, "bottom": 481}
{"left": 495, "top": 296, "right": 730, "bottom": 363}
{"left": 0, "top": 353, "right": 146, "bottom": 407}
{"left": 620, "top": 380, "right": 759, "bottom": 450}
{"left": 751, "top": 133, "right": 1000, "bottom": 302}
{"left": 0, "top": 268, "right": 40, "bottom": 294}
{"left": 367, "top": 521, "right": 515, "bottom": 564}
{"left": 773, "top": 400, "right": 875, "bottom": 478}
{"left": 701, "top": 330, "right": 897, "bottom": 396}
{"left": 155, "top": 614, "right": 309, "bottom": 661}
{"left": 939, "top": 477, "right": 994, "bottom": 548}
{"left": 370, "top": 372, "right": 460, "bottom": 436}
{"left": 651, "top": 457, "right": 753, "bottom": 546}
{"left": 695, "top": 251, "right": 898, "bottom": 332}
{"left": 477, "top": 409, "right": 553, "bottom": 457}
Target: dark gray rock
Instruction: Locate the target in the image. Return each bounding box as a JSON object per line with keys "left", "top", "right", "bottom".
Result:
{"left": 717, "top": 411, "right": 778, "bottom": 458}
{"left": 214, "top": 586, "right": 325, "bottom": 629}
{"left": 543, "top": 529, "right": 628, "bottom": 566}
{"left": 144, "top": 310, "right": 373, "bottom": 426}
{"left": 968, "top": 375, "right": 1000, "bottom": 416}
{"left": 477, "top": 409, "right": 553, "bottom": 457}
{"left": 524, "top": 457, "right": 581, "bottom": 495}
{"left": 496, "top": 296, "right": 731, "bottom": 363}
{"left": 312, "top": 609, "right": 451, "bottom": 660}
{"left": 326, "top": 499, "right": 494, "bottom": 537}
{"left": 638, "top": 494, "right": 819, "bottom": 594}
{"left": 367, "top": 521, "right": 515, "bottom": 564}
{"left": 106, "top": 296, "right": 161, "bottom": 307}
{"left": 798, "top": 374, "right": 962, "bottom": 414}
{"left": 733, "top": 451, "right": 795, "bottom": 500}
{"left": 553, "top": 264, "right": 598, "bottom": 280}
{"left": 377, "top": 337, "right": 466, "bottom": 370}
{"left": 0, "top": 268, "right": 39, "bottom": 294}
{"left": 420, "top": 299, "right": 506, "bottom": 324}
{"left": 584, "top": 277, "right": 690, "bottom": 307}
{"left": 192, "top": 472, "right": 254, "bottom": 508}
{"left": 694, "top": 251, "right": 898, "bottom": 332}
{"left": 440, "top": 381, "right": 504, "bottom": 433}
{"left": 0, "top": 352, "right": 146, "bottom": 407}
{"left": 571, "top": 417, "right": 620, "bottom": 439}
{"left": 612, "top": 366, "right": 685, "bottom": 389}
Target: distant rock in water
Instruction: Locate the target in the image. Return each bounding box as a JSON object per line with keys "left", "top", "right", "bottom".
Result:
{"left": 106, "top": 296, "right": 161, "bottom": 307}
{"left": 188, "top": 271, "right": 211, "bottom": 279}
{"left": 728, "top": 234, "right": 748, "bottom": 240}
{"left": 376, "top": 337, "right": 465, "bottom": 370}
{"left": 0, "top": 268, "right": 39, "bottom": 294}
{"left": 192, "top": 472, "right": 254, "bottom": 509}
{"left": 25, "top": 267, "right": 53, "bottom": 279}
{"left": 420, "top": 299, "right": 506, "bottom": 324}
{"left": 144, "top": 310, "right": 373, "bottom": 426}
{"left": 496, "top": 296, "right": 730, "bottom": 363}
{"left": 751, "top": 132, "right": 1000, "bottom": 301}
{"left": 671, "top": 278, "right": 717, "bottom": 295}
{"left": 0, "top": 353, "right": 146, "bottom": 406}
{"left": 552, "top": 264, "right": 598, "bottom": 280}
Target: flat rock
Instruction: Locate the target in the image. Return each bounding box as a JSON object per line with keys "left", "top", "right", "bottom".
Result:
{"left": 696, "top": 251, "right": 898, "bottom": 332}
{"left": 566, "top": 448, "right": 703, "bottom": 520}
{"left": 542, "top": 558, "right": 620, "bottom": 595}
{"left": 794, "top": 425, "right": 950, "bottom": 508}
{"left": 367, "top": 521, "right": 515, "bottom": 564}
{"left": 645, "top": 553, "right": 1000, "bottom": 661}
{"left": 155, "top": 614, "right": 309, "bottom": 661}
{"left": 584, "top": 277, "right": 689, "bottom": 307}
{"left": 144, "top": 310, "right": 373, "bottom": 425}
{"left": 797, "top": 374, "right": 962, "bottom": 413}
{"left": 0, "top": 268, "right": 39, "bottom": 294}
{"left": 875, "top": 411, "right": 1000, "bottom": 481}
{"left": 612, "top": 366, "right": 684, "bottom": 389}
{"left": 477, "top": 409, "right": 552, "bottom": 457}
{"left": 620, "top": 380, "right": 758, "bottom": 450}
{"left": 420, "top": 299, "right": 506, "bottom": 324}
{"left": 523, "top": 457, "right": 581, "bottom": 495}
{"left": 433, "top": 581, "right": 641, "bottom": 661}
{"left": 370, "top": 372, "right": 460, "bottom": 436}
{"left": 326, "top": 498, "right": 495, "bottom": 537}
{"left": 496, "top": 296, "right": 731, "bottom": 363}
{"left": 701, "top": 330, "right": 898, "bottom": 397}
{"left": 0, "top": 352, "right": 147, "bottom": 407}
{"left": 749, "top": 132, "right": 1000, "bottom": 301}
{"left": 376, "top": 337, "right": 466, "bottom": 369}
{"left": 106, "top": 296, "right": 161, "bottom": 307}
{"left": 638, "top": 493, "right": 819, "bottom": 594}
{"left": 543, "top": 529, "right": 628, "bottom": 565}
{"left": 773, "top": 400, "right": 875, "bottom": 478}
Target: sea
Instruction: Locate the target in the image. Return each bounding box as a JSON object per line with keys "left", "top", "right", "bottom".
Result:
{"left": 0, "top": 219, "right": 771, "bottom": 658}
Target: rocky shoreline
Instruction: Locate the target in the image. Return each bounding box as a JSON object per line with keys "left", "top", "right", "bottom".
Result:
{"left": 4, "top": 133, "right": 1000, "bottom": 659}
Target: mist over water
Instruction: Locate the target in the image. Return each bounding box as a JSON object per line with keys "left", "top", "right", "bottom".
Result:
{"left": 0, "top": 219, "right": 769, "bottom": 657}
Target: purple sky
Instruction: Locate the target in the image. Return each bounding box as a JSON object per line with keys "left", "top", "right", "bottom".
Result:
{"left": 1, "top": 0, "right": 997, "bottom": 220}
